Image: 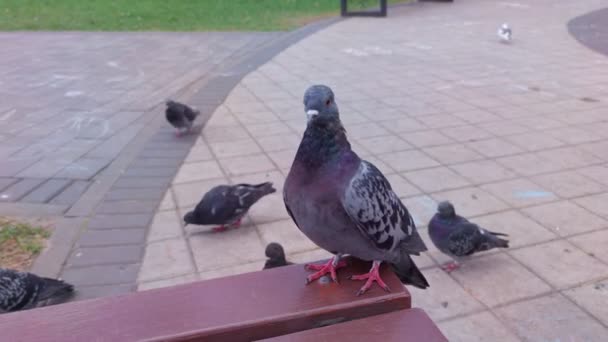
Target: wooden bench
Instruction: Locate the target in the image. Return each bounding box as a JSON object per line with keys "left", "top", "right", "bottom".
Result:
{"left": 0, "top": 257, "right": 446, "bottom": 341}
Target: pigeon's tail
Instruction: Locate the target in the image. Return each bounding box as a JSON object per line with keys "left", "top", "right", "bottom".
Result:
{"left": 37, "top": 277, "right": 75, "bottom": 305}
{"left": 253, "top": 182, "right": 277, "bottom": 197}
{"left": 478, "top": 230, "right": 509, "bottom": 252}
{"left": 390, "top": 255, "right": 429, "bottom": 289}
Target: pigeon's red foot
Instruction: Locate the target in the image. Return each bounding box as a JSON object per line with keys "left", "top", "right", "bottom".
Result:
{"left": 304, "top": 257, "right": 347, "bottom": 284}
{"left": 211, "top": 225, "right": 227, "bottom": 233}
{"left": 440, "top": 262, "right": 459, "bottom": 273}
{"left": 350, "top": 261, "right": 390, "bottom": 296}
{"left": 231, "top": 218, "right": 242, "bottom": 229}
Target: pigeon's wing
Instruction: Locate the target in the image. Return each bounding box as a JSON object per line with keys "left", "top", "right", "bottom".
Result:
{"left": 445, "top": 223, "right": 483, "bottom": 256}
{"left": 342, "top": 161, "right": 425, "bottom": 254}
{"left": 0, "top": 270, "right": 35, "bottom": 312}
{"left": 196, "top": 186, "right": 243, "bottom": 222}
{"left": 283, "top": 188, "right": 301, "bottom": 229}
{"left": 183, "top": 106, "right": 199, "bottom": 121}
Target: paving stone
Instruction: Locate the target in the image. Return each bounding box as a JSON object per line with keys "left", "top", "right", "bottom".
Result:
{"left": 574, "top": 193, "right": 608, "bottom": 218}
{"left": 88, "top": 214, "right": 152, "bottom": 229}
{"left": 50, "top": 180, "right": 91, "bottom": 206}
{"left": 172, "top": 177, "right": 227, "bottom": 209}
{"left": 138, "top": 238, "right": 194, "bottom": 282}
{"left": 218, "top": 153, "right": 277, "bottom": 176}
{"left": 449, "top": 160, "right": 517, "bottom": 185}
{"left": 0, "top": 159, "right": 39, "bottom": 177}
{"left": 198, "top": 261, "right": 264, "bottom": 281}
{"left": 473, "top": 210, "right": 557, "bottom": 248}
{"left": 510, "top": 240, "right": 608, "bottom": 289}
{"left": 55, "top": 158, "right": 111, "bottom": 180}
{"left": 147, "top": 210, "right": 183, "bottom": 242}
{"left": 422, "top": 144, "right": 483, "bottom": 165}
{"left": 130, "top": 157, "right": 184, "bottom": 168}
{"left": 523, "top": 200, "right": 607, "bottom": 237}
{"left": 450, "top": 254, "right": 551, "bottom": 307}
{"left": 438, "top": 311, "right": 521, "bottom": 342}
{"left": 404, "top": 167, "right": 471, "bottom": 193}
{"left": 104, "top": 187, "right": 166, "bottom": 201}
{"left": 410, "top": 268, "right": 484, "bottom": 322}
{"left": 123, "top": 167, "right": 178, "bottom": 178}
{"left": 113, "top": 176, "right": 171, "bottom": 189}
{"left": 173, "top": 160, "right": 224, "bottom": 184}
{"left": 96, "top": 200, "right": 158, "bottom": 214}
{"left": 189, "top": 224, "right": 266, "bottom": 272}
{"left": 138, "top": 273, "right": 200, "bottom": 291}
{"left": 569, "top": 229, "right": 608, "bottom": 264}
{"left": 531, "top": 170, "right": 606, "bottom": 198}
{"left": 78, "top": 229, "right": 147, "bottom": 247}
{"left": 62, "top": 264, "right": 140, "bottom": 286}
{"left": 0, "top": 177, "right": 18, "bottom": 192}
{"left": 481, "top": 178, "right": 558, "bottom": 208}
{"left": 21, "top": 179, "right": 71, "bottom": 203}
{"left": 563, "top": 280, "right": 608, "bottom": 326}
{"left": 67, "top": 245, "right": 143, "bottom": 267}
{"left": 496, "top": 294, "right": 607, "bottom": 342}
{"left": 209, "top": 138, "right": 263, "bottom": 158}
{"left": 378, "top": 150, "right": 440, "bottom": 172}
{"left": 385, "top": 173, "right": 421, "bottom": 198}
{"left": 0, "top": 178, "right": 45, "bottom": 202}
{"left": 72, "top": 284, "right": 135, "bottom": 301}
{"left": 257, "top": 219, "right": 318, "bottom": 254}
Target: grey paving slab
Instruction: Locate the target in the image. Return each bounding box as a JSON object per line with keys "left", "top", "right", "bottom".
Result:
{"left": 49, "top": 180, "right": 92, "bottom": 206}
{"left": 21, "top": 179, "right": 71, "bottom": 203}
{"left": 66, "top": 245, "right": 143, "bottom": 267}
{"left": 77, "top": 229, "right": 147, "bottom": 247}
{"left": 0, "top": 178, "right": 45, "bottom": 202}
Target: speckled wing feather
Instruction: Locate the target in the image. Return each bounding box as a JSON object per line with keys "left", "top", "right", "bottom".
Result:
{"left": 342, "top": 161, "right": 422, "bottom": 253}
{"left": 0, "top": 269, "right": 36, "bottom": 312}
{"left": 446, "top": 223, "right": 486, "bottom": 256}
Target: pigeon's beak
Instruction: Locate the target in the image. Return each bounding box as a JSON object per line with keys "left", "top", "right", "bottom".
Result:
{"left": 306, "top": 109, "right": 319, "bottom": 121}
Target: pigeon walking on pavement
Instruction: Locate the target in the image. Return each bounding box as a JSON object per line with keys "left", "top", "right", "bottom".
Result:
{"left": 498, "top": 23, "right": 512, "bottom": 42}
{"left": 165, "top": 100, "right": 200, "bottom": 136}
{"left": 184, "top": 182, "right": 276, "bottom": 232}
{"left": 0, "top": 268, "right": 74, "bottom": 313}
{"left": 284, "top": 85, "right": 429, "bottom": 296}
{"left": 428, "top": 201, "right": 509, "bottom": 273}
{"left": 263, "top": 242, "right": 293, "bottom": 270}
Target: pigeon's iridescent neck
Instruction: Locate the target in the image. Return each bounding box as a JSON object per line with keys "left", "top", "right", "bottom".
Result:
{"left": 294, "top": 117, "right": 351, "bottom": 170}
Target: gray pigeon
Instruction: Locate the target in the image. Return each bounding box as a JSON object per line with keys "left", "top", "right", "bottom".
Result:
{"left": 284, "top": 85, "right": 429, "bottom": 296}
{"left": 184, "top": 182, "right": 276, "bottom": 232}
{"left": 165, "top": 100, "right": 200, "bottom": 136}
{"left": 498, "top": 23, "right": 512, "bottom": 42}
{"left": 263, "top": 242, "right": 293, "bottom": 270}
{"left": 428, "top": 201, "right": 509, "bottom": 272}
{"left": 0, "top": 268, "right": 74, "bottom": 313}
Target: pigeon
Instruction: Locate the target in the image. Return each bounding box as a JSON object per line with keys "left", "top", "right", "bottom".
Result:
{"left": 263, "top": 242, "right": 293, "bottom": 270}
{"left": 498, "top": 23, "right": 512, "bottom": 42}
{"left": 165, "top": 100, "right": 200, "bottom": 136}
{"left": 284, "top": 85, "right": 429, "bottom": 296}
{"left": 0, "top": 268, "right": 74, "bottom": 313}
{"left": 428, "top": 201, "right": 509, "bottom": 273}
{"left": 183, "top": 182, "right": 276, "bottom": 232}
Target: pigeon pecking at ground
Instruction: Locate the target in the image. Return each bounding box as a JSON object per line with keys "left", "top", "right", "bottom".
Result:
{"left": 498, "top": 23, "right": 512, "bottom": 42}
{"left": 428, "top": 201, "right": 509, "bottom": 273}
{"left": 284, "top": 85, "right": 429, "bottom": 296}
{"left": 263, "top": 242, "right": 293, "bottom": 270}
{"left": 165, "top": 100, "right": 200, "bottom": 136}
{"left": 0, "top": 268, "right": 74, "bottom": 313}
{"left": 183, "top": 182, "right": 276, "bottom": 232}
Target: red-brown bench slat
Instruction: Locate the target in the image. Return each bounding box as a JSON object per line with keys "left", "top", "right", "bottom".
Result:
{"left": 0, "top": 258, "right": 410, "bottom": 342}
{"left": 258, "top": 308, "right": 448, "bottom": 342}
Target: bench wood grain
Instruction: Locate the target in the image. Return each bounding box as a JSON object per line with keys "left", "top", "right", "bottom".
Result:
{"left": 0, "top": 258, "right": 410, "bottom": 342}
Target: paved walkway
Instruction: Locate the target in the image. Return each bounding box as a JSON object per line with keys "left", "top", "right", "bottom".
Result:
{"left": 139, "top": 0, "right": 608, "bottom": 340}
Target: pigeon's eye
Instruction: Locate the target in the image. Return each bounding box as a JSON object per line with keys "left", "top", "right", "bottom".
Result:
{"left": 326, "top": 99, "right": 331, "bottom": 106}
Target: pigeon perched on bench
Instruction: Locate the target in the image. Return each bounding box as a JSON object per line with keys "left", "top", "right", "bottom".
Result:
{"left": 498, "top": 23, "right": 512, "bottom": 42}
{"left": 284, "top": 85, "right": 429, "bottom": 296}
{"left": 165, "top": 100, "right": 199, "bottom": 136}
{"left": 428, "top": 201, "right": 509, "bottom": 273}
{"left": 183, "top": 182, "right": 276, "bottom": 232}
{"left": 0, "top": 268, "right": 74, "bottom": 313}
{"left": 263, "top": 242, "right": 293, "bottom": 270}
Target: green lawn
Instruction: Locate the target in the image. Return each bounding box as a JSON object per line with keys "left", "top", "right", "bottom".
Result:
{"left": 0, "top": 0, "right": 409, "bottom": 31}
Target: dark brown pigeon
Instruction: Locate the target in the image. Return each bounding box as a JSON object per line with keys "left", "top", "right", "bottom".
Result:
{"left": 428, "top": 201, "right": 509, "bottom": 272}
{"left": 263, "top": 242, "right": 293, "bottom": 270}
{"left": 184, "top": 182, "right": 276, "bottom": 232}
{"left": 284, "top": 85, "right": 429, "bottom": 296}
{"left": 0, "top": 268, "right": 74, "bottom": 313}
{"left": 165, "top": 100, "right": 199, "bottom": 136}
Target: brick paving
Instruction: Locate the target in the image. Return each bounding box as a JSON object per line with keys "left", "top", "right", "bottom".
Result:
{"left": 138, "top": 0, "right": 608, "bottom": 340}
